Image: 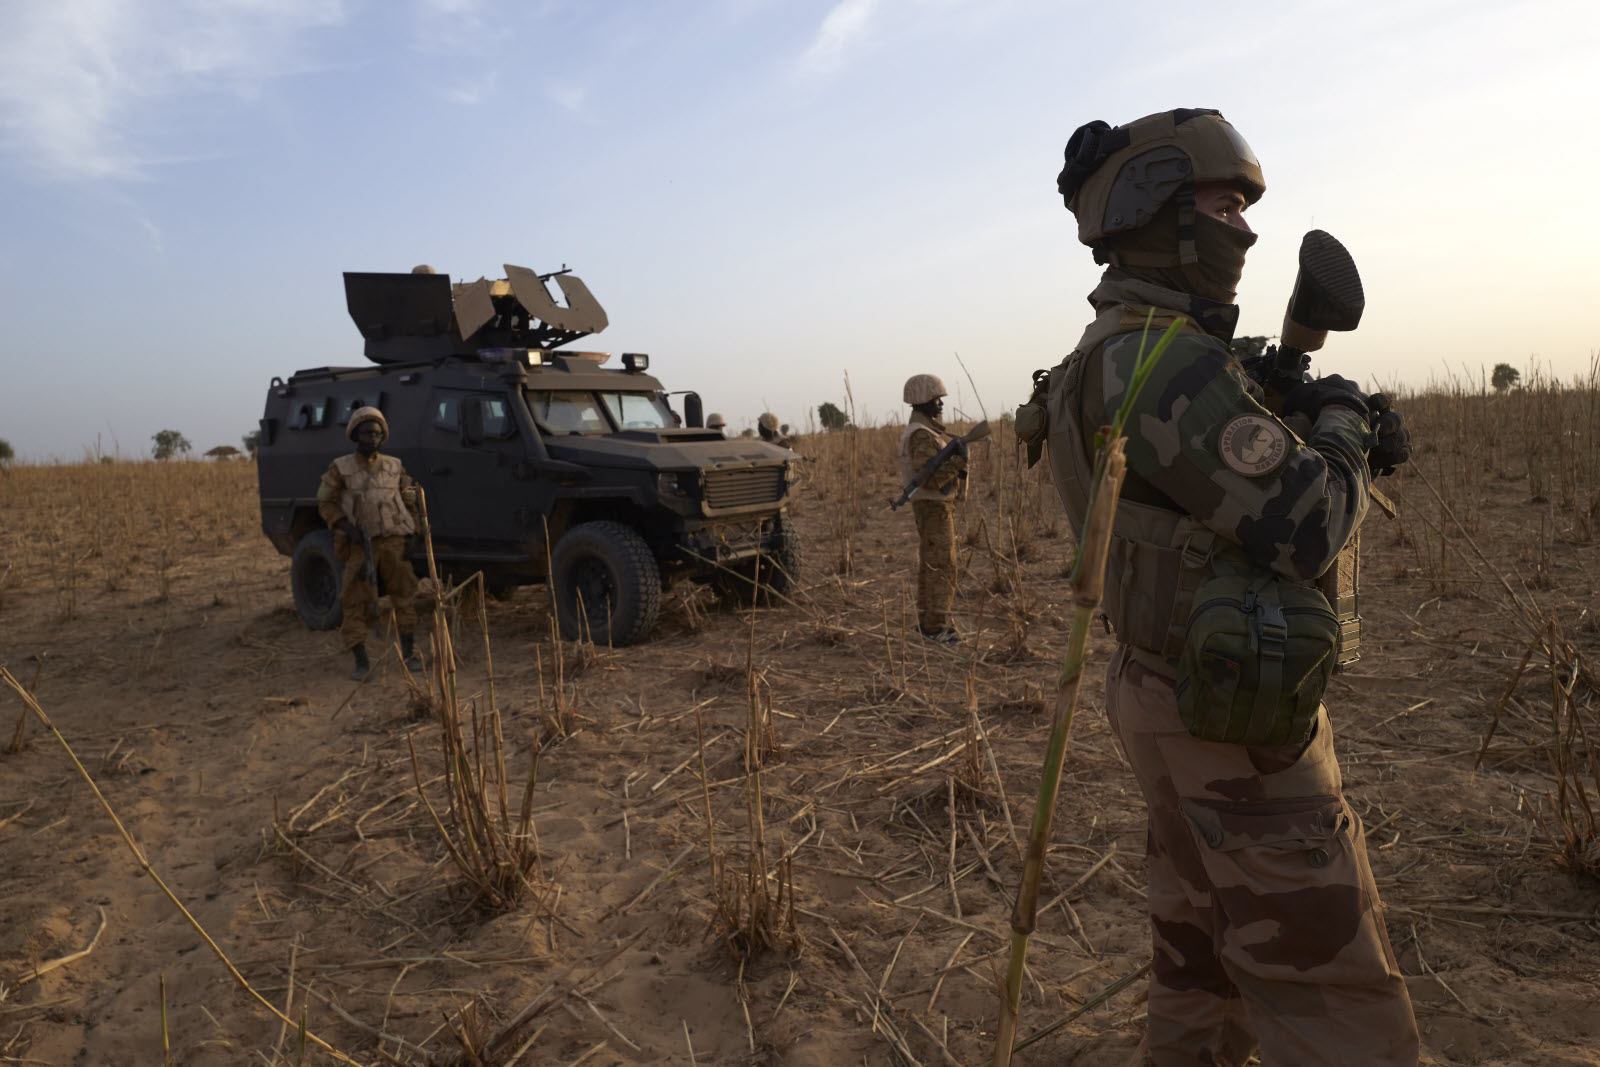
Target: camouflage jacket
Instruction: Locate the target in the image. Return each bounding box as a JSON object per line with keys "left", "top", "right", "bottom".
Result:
{"left": 899, "top": 411, "right": 967, "bottom": 502}
{"left": 317, "top": 452, "right": 419, "bottom": 539}
{"left": 1051, "top": 273, "right": 1371, "bottom": 584}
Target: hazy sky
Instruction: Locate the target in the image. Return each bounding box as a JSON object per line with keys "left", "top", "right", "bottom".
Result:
{"left": 2, "top": 0, "right": 1596, "bottom": 461}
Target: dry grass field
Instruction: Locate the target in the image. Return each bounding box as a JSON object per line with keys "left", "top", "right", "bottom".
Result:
{"left": 3, "top": 375, "right": 1600, "bottom": 1066}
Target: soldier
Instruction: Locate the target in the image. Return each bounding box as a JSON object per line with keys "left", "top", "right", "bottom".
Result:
{"left": 706, "top": 412, "right": 727, "bottom": 434}
{"left": 898, "top": 374, "right": 966, "bottom": 643}
{"left": 756, "top": 412, "right": 791, "bottom": 448}
{"left": 1040, "top": 109, "right": 1417, "bottom": 1064}
{"left": 317, "top": 407, "right": 424, "bottom": 680}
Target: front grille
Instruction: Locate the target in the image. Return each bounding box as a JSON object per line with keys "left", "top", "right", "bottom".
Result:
{"left": 703, "top": 466, "right": 784, "bottom": 510}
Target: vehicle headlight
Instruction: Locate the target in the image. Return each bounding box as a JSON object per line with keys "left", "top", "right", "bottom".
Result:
{"left": 658, "top": 471, "right": 693, "bottom": 497}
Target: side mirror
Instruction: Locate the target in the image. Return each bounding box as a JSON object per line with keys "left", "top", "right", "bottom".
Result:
{"left": 461, "top": 396, "right": 485, "bottom": 444}
{"left": 683, "top": 391, "right": 704, "bottom": 428}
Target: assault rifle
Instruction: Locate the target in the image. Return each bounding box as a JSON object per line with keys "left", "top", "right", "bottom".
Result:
{"left": 890, "top": 420, "right": 991, "bottom": 510}
{"left": 358, "top": 525, "right": 379, "bottom": 589}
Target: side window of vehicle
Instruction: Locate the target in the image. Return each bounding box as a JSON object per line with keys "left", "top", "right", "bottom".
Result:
{"left": 341, "top": 394, "right": 384, "bottom": 423}
{"left": 433, "top": 394, "right": 459, "bottom": 430}
{"left": 290, "top": 397, "right": 332, "bottom": 430}
{"left": 481, "top": 397, "right": 514, "bottom": 438}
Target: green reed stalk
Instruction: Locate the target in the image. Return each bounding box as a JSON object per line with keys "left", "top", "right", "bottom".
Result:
{"left": 992, "top": 314, "right": 1182, "bottom": 1066}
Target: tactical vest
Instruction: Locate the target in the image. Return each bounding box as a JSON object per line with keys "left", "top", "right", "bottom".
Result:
{"left": 898, "top": 417, "right": 959, "bottom": 503}
{"left": 1046, "top": 305, "right": 1228, "bottom": 659}
{"left": 334, "top": 453, "right": 417, "bottom": 538}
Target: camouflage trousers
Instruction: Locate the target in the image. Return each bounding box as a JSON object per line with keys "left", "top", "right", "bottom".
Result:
{"left": 1106, "top": 644, "right": 1418, "bottom": 1067}
{"left": 911, "top": 500, "right": 957, "bottom": 631}
{"left": 339, "top": 534, "right": 420, "bottom": 651}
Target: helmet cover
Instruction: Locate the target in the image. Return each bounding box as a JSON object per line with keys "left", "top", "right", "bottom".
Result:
{"left": 706, "top": 412, "right": 726, "bottom": 429}
{"left": 903, "top": 374, "right": 948, "bottom": 406}
{"left": 757, "top": 412, "right": 779, "bottom": 432}
{"left": 346, "top": 406, "right": 389, "bottom": 442}
{"left": 1059, "top": 109, "right": 1264, "bottom": 247}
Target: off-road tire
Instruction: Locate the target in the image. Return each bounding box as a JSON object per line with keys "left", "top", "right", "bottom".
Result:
{"left": 291, "top": 529, "right": 344, "bottom": 630}
{"left": 715, "top": 513, "right": 802, "bottom": 606}
{"left": 550, "top": 521, "right": 661, "bottom": 646}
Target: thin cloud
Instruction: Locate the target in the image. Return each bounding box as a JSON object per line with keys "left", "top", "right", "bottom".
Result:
{"left": 547, "top": 83, "right": 587, "bottom": 114}
{"left": 446, "top": 71, "right": 497, "bottom": 105}
{"left": 0, "top": 0, "right": 346, "bottom": 182}
{"left": 796, "top": 0, "right": 880, "bottom": 77}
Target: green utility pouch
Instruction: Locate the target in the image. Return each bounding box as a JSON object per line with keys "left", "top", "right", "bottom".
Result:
{"left": 1174, "top": 571, "right": 1340, "bottom": 746}
{"left": 1014, "top": 368, "right": 1052, "bottom": 468}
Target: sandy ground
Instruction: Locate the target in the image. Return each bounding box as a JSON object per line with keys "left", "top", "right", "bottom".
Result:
{"left": 2, "top": 426, "right": 1599, "bottom": 1066}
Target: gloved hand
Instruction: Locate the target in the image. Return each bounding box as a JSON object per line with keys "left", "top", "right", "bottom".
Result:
{"left": 336, "top": 518, "right": 361, "bottom": 542}
{"left": 1282, "top": 374, "right": 1369, "bottom": 421}
{"left": 1366, "top": 393, "right": 1411, "bottom": 476}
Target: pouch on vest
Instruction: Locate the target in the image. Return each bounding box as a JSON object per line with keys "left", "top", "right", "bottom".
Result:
{"left": 1014, "top": 368, "right": 1051, "bottom": 469}
{"left": 1174, "top": 571, "right": 1339, "bottom": 746}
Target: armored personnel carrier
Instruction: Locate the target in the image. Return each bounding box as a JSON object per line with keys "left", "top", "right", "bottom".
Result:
{"left": 255, "top": 264, "right": 800, "bottom": 646}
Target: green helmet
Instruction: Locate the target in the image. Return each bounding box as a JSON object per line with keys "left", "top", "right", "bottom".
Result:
{"left": 1058, "top": 109, "right": 1263, "bottom": 257}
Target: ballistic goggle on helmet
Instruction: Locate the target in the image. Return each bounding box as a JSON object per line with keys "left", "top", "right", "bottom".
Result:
{"left": 1057, "top": 108, "right": 1264, "bottom": 262}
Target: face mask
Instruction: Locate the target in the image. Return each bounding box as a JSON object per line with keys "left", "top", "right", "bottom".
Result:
{"left": 1183, "top": 213, "right": 1258, "bottom": 303}
{"left": 1099, "top": 200, "right": 1257, "bottom": 304}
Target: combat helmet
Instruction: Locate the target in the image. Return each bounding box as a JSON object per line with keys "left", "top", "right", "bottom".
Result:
{"left": 903, "top": 374, "right": 947, "bottom": 406}
{"left": 346, "top": 406, "right": 389, "bottom": 442}
{"left": 1057, "top": 109, "right": 1263, "bottom": 270}
{"left": 706, "top": 412, "right": 727, "bottom": 430}
{"left": 757, "top": 412, "right": 780, "bottom": 432}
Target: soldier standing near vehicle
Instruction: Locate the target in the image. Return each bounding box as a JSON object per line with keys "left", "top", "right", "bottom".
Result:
{"left": 317, "top": 407, "right": 424, "bottom": 680}
{"left": 756, "top": 412, "right": 791, "bottom": 449}
{"left": 899, "top": 374, "right": 966, "bottom": 643}
{"left": 1036, "top": 109, "right": 1417, "bottom": 1064}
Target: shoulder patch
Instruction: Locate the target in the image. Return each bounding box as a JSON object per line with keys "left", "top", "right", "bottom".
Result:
{"left": 1218, "top": 414, "right": 1289, "bottom": 477}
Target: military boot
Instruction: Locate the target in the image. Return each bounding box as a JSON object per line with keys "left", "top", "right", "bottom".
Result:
{"left": 400, "top": 634, "right": 424, "bottom": 673}
{"left": 350, "top": 644, "right": 371, "bottom": 681}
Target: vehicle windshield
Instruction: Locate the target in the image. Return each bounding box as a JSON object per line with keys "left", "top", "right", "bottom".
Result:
{"left": 599, "top": 391, "right": 677, "bottom": 430}
{"left": 527, "top": 391, "right": 611, "bottom": 434}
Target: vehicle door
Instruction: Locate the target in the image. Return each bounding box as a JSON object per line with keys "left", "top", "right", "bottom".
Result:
{"left": 421, "top": 388, "right": 528, "bottom": 557}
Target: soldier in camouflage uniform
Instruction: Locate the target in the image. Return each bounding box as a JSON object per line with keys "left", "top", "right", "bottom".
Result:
{"left": 1039, "top": 109, "right": 1418, "bottom": 1064}
{"left": 899, "top": 374, "right": 966, "bottom": 643}
{"left": 317, "top": 407, "right": 424, "bottom": 680}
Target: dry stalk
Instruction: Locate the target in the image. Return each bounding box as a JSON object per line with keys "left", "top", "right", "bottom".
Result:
{"left": 407, "top": 489, "right": 543, "bottom": 911}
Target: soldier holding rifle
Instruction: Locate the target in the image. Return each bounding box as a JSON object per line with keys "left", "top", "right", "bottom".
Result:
{"left": 1025, "top": 108, "right": 1416, "bottom": 1065}
{"left": 895, "top": 374, "right": 974, "bottom": 644}
{"left": 317, "top": 407, "right": 425, "bottom": 680}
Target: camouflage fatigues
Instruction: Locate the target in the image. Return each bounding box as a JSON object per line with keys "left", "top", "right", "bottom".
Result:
{"left": 337, "top": 534, "right": 419, "bottom": 650}
{"left": 317, "top": 453, "right": 421, "bottom": 650}
{"left": 1048, "top": 275, "right": 1417, "bottom": 1064}
{"left": 900, "top": 412, "right": 965, "bottom": 631}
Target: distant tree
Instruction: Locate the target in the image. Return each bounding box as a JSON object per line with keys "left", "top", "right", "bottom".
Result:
{"left": 205, "top": 445, "right": 242, "bottom": 460}
{"left": 739, "top": 427, "right": 755, "bottom": 438}
{"left": 780, "top": 423, "right": 791, "bottom": 436}
{"left": 242, "top": 429, "right": 261, "bottom": 455}
{"left": 817, "top": 401, "right": 848, "bottom": 431}
{"left": 1491, "top": 363, "right": 1520, "bottom": 393}
{"left": 1230, "top": 335, "right": 1271, "bottom": 361}
{"left": 151, "top": 429, "right": 192, "bottom": 461}
{"left": 0, "top": 438, "right": 12, "bottom": 469}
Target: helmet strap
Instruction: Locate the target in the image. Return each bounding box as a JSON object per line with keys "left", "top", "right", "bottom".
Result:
{"left": 1175, "top": 181, "right": 1198, "bottom": 266}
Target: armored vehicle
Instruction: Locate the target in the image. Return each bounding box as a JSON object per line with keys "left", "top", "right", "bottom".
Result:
{"left": 256, "top": 263, "right": 801, "bottom": 646}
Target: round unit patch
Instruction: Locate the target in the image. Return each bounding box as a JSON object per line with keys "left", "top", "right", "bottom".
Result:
{"left": 1218, "top": 414, "right": 1289, "bottom": 477}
